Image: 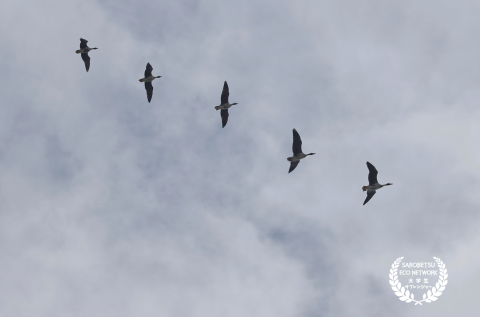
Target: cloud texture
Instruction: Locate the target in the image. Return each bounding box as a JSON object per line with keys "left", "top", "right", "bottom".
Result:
{"left": 0, "top": 0, "right": 479, "bottom": 316}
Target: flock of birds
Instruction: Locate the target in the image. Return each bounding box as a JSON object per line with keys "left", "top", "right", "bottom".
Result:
{"left": 75, "top": 38, "right": 393, "bottom": 205}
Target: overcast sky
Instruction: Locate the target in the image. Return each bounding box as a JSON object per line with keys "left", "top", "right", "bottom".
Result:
{"left": 0, "top": 0, "right": 479, "bottom": 316}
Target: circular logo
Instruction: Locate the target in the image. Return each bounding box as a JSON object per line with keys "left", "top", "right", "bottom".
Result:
{"left": 389, "top": 257, "right": 448, "bottom": 305}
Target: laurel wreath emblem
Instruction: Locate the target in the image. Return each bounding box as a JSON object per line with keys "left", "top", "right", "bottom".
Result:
{"left": 389, "top": 257, "right": 448, "bottom": 305}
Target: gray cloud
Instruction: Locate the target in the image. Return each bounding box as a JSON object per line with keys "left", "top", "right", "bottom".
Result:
{"left": 0, "top": 0, "right": 478, "bottom": 316}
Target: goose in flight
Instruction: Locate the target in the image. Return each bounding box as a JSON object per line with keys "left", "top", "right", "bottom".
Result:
{"left": 75, "top": 38, "right": 98, "bottom": 72}
{"left": 287, "top": 129, "right": 315, "bottom": 173}
{"left": 215, "top": 81, "right": 238, "bottom": 128}
{"left": 139, "top": 63, "right": 162, "bottom": 103}
{"left": 363, "top": 161, "right": 392, "bottom": 205}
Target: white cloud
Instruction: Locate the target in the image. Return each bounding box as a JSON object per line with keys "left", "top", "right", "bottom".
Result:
{"left": 0, "top": 0, "right": 479, "bottom": 316}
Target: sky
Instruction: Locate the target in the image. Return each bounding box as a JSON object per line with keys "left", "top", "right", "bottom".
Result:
{"left": 0, "top": 0, "right": 479, "bottom": 316}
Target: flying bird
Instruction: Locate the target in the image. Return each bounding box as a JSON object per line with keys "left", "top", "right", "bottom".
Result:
{"left": 215, "top": 81, "right": 238, "bottom": 128}
{"left": 75, "top": 38, "right": 98, "bottom": 72}
{"left": 139, "top": 63, "right": 162, "bottom": 103}
{"left": 362, "top": 161, "right": 392, "bottom": 205}
{"left": 287, "top": 129, "right": 315, "bottom": 173}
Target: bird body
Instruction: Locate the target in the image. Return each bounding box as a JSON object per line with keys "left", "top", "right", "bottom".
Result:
{"left": 287, "top": 152, "right": 310, "bottom": 161}
{"left": 75, "top": 47, "right": 97, "bottom": 54}
{"left": 287, "top": 129, "right": 315, "bottom": 173}
{"left": 215, "top": 81, "right": 238, "bottom": 128}
{"left": 362, "top": 161, "right": 392, "bottom": 205}
{"left": 215, "top": 102, "right": 237, "bottom": 110}
{"left": 139, "top": 76, "right": 161, "bottom": 83}
{"left": 362, "top": 183, "right": 386, "bottom": 191}
{"left": 139, "top": 63, "right": 162, "bottom": 103}
{"left": 76, "top": 38, "right": 97, "bottom": 72}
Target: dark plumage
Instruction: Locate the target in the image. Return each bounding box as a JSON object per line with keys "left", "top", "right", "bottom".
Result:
{"left": 287, "top": 129, "right": 315, "bottom": 173}
{"left": 221, "top": 81, "right": 229, "bottom": 104}
{"left": 362, "top": 161, "right": 392, "bottom": 205}
{"left": 145, "top": 82, "right": 153, "bottom": 103}
{"left": 81, "top": 53, "right": 90, "bottom": 72}
{"left": 139, "top": 63, "right": 162, "bottom": 103}
{"left": 367, "top": 161, "right": 378, "bottom": 185}
{"left": 292, "top": 128, "right": 303, "bottom": 156}
{"left": 289, "top": 161, "right": 300, "bottom": 173}
{"left": 363, "top": 191, "right": 376, "bottom": 205}
{"left": 215, "top": 81, "right": 238, "bottom": 128}
{"left": 145, "top": 63, "right": 153, "bottom": 78}
{"left": 76, "top": 38, "right": 97, "bottom": 72}
{"left": 80, "top": 38, "right": 88, "bottom": 49}
{"left": 221, "top": 109, "right": 229, "bottom": 128}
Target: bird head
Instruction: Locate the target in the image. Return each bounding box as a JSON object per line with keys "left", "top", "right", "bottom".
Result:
{"left": 362, "top": 186, "right": 367, "bottom": 191}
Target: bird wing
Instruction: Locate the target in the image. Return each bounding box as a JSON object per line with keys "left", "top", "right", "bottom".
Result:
{"left": 292, "top": 129, "right": 303, "bottom": 155}
{"left": 145, "top": 82, "right": 153, "bottom": 103}
{"left": 221, "top": 81, "right": 229, "bottom": 104}
{"left": 144, "top": 63, "right": 153, "bottom": 77}
{"left": 80, "top": 38, "right": 88, "bottom": 49}
{"left": 363, "top": 190, "right": 376, "bottom": 205}
{"left": 288, "top": 160, "right": 300, "bottom": 173}
{"left": 221, "top": 109, "right": 229, "bottom": 128}
{"left": 81, "top": 53, "right": 90, "bottom": 72}
{"left": 366, "top": 161, "right": 378, "bottom": 185}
